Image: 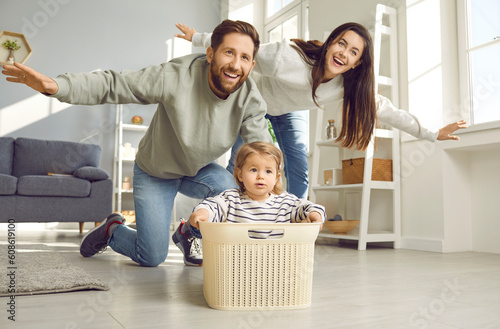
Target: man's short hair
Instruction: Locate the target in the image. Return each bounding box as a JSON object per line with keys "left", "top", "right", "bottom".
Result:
{"left": 211, "top": 19, "right": 260, "bottom": 59}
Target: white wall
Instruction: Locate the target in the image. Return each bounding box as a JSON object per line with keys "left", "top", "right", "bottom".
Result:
{"left": 0, "top": 0, "right": 221, "bottom": 169}
{"left": 470, "top": 148, "right": 500, "bottom": 253}
{"left": 404, "top": 0, "right": 461, "bottom": 133}
{"left": 401, "top": 0, "right": 500, "bottom": 254}
{"left": 401, "top": 126, "right": 500, "bottom": 254}
{"left": 0, "top": 0, "right": 222, "bottom": 211}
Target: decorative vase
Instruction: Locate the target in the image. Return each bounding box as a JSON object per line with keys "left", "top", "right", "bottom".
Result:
{"left": 7, "top": 49, "right": 15, "bottom": 64}
{"left": 131, "top": 115, "right": 144, "bottom": 125}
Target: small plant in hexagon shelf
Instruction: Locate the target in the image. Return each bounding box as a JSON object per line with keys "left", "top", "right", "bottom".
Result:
{"left": 2, "top": 39, "right": 21, "bottom": 64}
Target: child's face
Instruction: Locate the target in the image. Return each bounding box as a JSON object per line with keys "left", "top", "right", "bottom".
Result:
{"left": 237, "top": 153, "right": 280, "bottom": 202}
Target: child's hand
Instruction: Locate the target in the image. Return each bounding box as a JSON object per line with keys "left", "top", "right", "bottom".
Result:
{"left": 306, "top": 212, "right": 323, "bottom": 230}
{"left": 189, "top": 209, "right": 209, "bottom": 229}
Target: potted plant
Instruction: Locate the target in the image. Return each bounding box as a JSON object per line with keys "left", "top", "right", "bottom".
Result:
{"left": 2, "top": 39, "right": 21, "bottom": 64}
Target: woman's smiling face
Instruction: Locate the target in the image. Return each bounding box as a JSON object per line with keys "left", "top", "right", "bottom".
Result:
{"left": 323, "top": 30, "right": 365, "bottom": 81}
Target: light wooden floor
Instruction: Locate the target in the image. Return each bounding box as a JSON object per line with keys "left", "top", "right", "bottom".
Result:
{"left": 1, "top": 225, "right": 500, "bottom": 329}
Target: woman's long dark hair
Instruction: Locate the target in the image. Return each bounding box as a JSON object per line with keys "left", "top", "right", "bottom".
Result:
{"left": 291, "top": 22, "right": 376, "bottom": 150}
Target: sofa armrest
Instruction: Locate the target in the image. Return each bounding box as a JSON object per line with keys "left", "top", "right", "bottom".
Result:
{"left": 73, "top": 166, "right": 110, "bottom": 181}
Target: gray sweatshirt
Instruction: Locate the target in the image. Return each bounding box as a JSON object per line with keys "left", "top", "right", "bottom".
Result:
{"left": 51, "top": 54, "right": 272, "bottom": 179}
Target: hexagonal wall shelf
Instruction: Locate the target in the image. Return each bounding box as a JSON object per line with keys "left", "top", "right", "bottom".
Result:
{"left": 0, "top": 31, "right": 32, "bottom": 65}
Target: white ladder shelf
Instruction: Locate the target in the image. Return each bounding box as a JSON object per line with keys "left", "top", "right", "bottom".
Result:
{"left": 309, "top": 4, "right": 401, "bottom": 250}
{"left": 112, "top": 104, "right": 148, "bottom": 212}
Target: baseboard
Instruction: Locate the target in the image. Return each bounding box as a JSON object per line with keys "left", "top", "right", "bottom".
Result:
{"left": 401, "top": 237, "right": 444, "bottom": 253}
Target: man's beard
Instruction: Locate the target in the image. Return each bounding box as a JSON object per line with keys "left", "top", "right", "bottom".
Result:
{"left": 209, "top": 61, "right": 247, "bottom": 96}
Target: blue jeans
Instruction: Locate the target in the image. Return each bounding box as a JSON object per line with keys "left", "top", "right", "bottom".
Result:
{"left": 109, "top": 162, "right": 237, "bottom": 267}
{"left": 227, "top": 111, "right": 309, "bottom": 199}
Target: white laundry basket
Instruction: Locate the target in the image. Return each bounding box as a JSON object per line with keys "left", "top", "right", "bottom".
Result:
{"left": 199, "top": 222, "right": 320, "bottom": 310}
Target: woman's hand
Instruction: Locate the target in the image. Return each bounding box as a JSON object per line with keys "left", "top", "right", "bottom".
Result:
{"left": 175, "top": 23, "right": 197, "bottom": 42}
{"left": 437, "top": 120, "right": 468, "bottom": 140}
{"left": 2, "top": 62, "right": 59, "bottom": 94}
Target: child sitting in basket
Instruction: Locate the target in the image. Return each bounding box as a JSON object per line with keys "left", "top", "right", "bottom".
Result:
{"left": 172, "top": 141, "right": 326, "bottom": 266}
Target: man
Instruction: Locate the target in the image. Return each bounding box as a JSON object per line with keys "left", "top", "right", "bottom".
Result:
{"left": 2, "top": 20, "right": 272, "bottom": 267}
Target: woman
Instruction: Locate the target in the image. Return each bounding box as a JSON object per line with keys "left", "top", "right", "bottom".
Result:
{"left": 176, "top": 22, "right": 467, "bottom": 198}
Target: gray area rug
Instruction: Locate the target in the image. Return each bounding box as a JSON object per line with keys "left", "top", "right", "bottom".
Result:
{"left": 0, "top": 244, "right": 109, "bottom": 296}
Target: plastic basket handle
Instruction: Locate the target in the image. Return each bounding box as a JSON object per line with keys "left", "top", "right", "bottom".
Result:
{"left": 199, "top": 222, "right": 320, "bottom": 244}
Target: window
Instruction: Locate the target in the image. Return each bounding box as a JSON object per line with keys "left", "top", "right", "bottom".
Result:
{"left": 264, "top": 0, "right": 307, "bottom": 43}
{"left": 268, "top": 14, "right": 298, "bottom": 42}
{"left": 267, "top": 0, "right": 295, "bottom": 18}
{"left": 458, "top": 0, "right": 500, "bottom": 125}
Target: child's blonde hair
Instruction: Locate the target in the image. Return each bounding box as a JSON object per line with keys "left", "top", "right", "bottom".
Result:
{"left": 233, "top": 142, "right": 283, "bottom": 195}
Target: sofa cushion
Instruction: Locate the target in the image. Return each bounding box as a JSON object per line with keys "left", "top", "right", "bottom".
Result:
{"left": 73, "top": 166, "right": 110, "bottom": 181}
{"left": 12, "top": 138, "right": 102, "bottom": 177}
{"left": 17, "top": 175, "right": 91, "bottom": 197}
{"left": 0, "top": 137, "right": 15, "bottom": 175}
{"left": 0, "top": 174, "right": 17, "bottom": 195}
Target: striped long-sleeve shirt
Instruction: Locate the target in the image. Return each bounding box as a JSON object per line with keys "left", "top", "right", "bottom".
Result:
{"left": 193, "top": 188, "right": 326, "bottom": 239}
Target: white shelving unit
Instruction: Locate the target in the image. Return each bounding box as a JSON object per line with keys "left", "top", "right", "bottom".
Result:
{"left": 112, "top": 104, "right": 148, "bottom": 212}
{"left": 311, "top": 127, "right": 401, "bottom": 250}
{"left": 309, "top": 4, "right": 401, "bottom": 250}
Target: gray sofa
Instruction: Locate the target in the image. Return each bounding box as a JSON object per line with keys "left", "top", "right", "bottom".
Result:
{"left": 0, "top": 137, "right": 113, "bottom": 233}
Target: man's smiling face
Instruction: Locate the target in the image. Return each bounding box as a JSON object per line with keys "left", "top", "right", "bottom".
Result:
{"left": 206, "top": 32, "right": 256, "bottom": 99}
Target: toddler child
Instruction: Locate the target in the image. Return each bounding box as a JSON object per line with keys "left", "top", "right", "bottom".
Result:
{"left": 188, "top": 141, "right": 326, "bottom": 239}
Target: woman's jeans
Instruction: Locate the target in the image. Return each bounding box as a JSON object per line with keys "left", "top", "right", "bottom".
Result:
{"left": 109, "top": 162, "right": 237, "bottom": 267}
{"left": 227, "top": 111, "right": 309, "bottom": 199}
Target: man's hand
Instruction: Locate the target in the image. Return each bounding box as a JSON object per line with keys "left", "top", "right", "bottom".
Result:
{"left": 2, "top": 62, "right": 59, "bottom": 95}
{"left": 189, "top": 209, "right": 209, "bottom": 229}
{"left": 175, "top": 23, "right": 196, "bottom": 42}
{"left": 437, "top": 120, "right": 468, "bottom": 141}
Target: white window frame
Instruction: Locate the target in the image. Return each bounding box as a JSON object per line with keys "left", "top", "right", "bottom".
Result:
{"left": 265, "top": 0, "right": 300, "bottom": 22}
{"left": 457, "top": 0, "right": 500, "bottom": 127}
{"left": 264, "top": 0, "right": 308, "bottom": 42}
